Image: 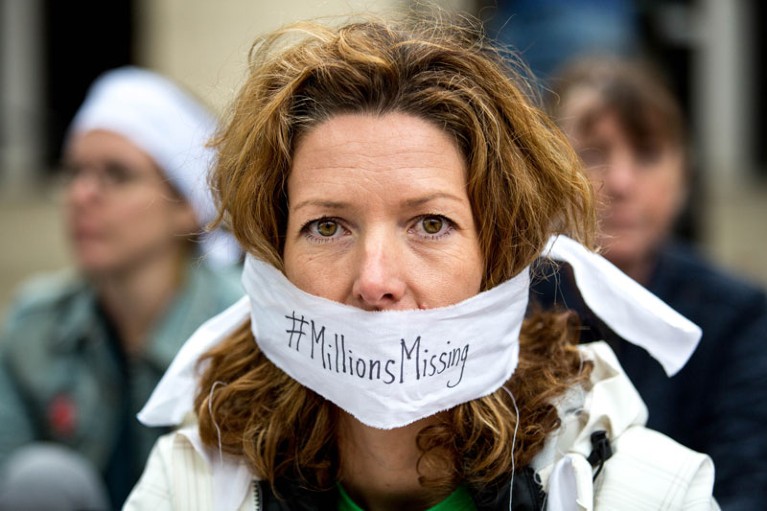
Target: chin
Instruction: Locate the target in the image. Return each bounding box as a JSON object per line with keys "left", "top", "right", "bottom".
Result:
{"left": 602, "top": 239, "right": 655, "bottom": 276}
{"left": 74, "top": 250, "right": 121, "bottom": 277}
{"left": 79, "top": 263, "right": 118, "bottom": 279}
{"left": 598, "top": 233, "right": 632, "bottom": 259}
{"left": 602, "top": 249, "right": 635, "bottom": 270}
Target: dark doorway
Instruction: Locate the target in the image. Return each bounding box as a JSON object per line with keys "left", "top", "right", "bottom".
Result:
{"left": 753, "top": 0, "right": 766, "bottom": 177}
{"left": 43, "top": 0, "right": 135, "bottom": 171}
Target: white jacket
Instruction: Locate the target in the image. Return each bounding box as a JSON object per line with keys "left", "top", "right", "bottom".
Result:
{"left": 123, "top": 342, "right": 719, "bottom": 511}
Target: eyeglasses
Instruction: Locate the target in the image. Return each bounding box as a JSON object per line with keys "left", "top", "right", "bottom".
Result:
{"left": 60, "top": 162, "right": 156, "bottom": 192}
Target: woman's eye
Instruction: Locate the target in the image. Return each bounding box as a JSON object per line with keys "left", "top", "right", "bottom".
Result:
{"left": 635, "top": 145, "right": 662, "bottom": 167}
{"left": 422, "top": 216, "right": 444, "bottom": 234}
{"left": 103, "top": 163, "right": 136, "bottom": 185}
{"left": 316, "top": 220, "right": 338, "bottom": 237}
{"left": 304, "top": 218, "right": 345, "bottom": 240}
{"left": 414, "top": 215, "right": 452, "bottom": 238}
{"left": 578, "top": 147, "right": 606, "bottom": 169}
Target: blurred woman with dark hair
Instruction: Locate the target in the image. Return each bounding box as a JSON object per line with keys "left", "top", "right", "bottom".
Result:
{"left": 540, "top": 55, "right": 767, "bottom": 509}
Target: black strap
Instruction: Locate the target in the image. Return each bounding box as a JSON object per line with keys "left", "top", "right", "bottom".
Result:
{"left": 472, "top": 466, "right": 546, "bottom": 511}
{"left": 586, "top": 430, "right": 613, "bottom": 481}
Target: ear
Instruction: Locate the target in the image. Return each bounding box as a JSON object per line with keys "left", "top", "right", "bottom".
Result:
{"left": 172, "top": 199, "right": 201, "bottom": 236}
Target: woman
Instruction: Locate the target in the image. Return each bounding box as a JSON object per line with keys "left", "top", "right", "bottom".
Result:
{"left": 0, "top": 67, "right": 243, "bottom": 510}
{"left": 126, "top": 15, "right": 717, "bottom": 511}
{"left": 545, "top": 57, "right": 687, "bottom": 284}
{"left": 537, "top": 56, "right": 767, "bottom": 508}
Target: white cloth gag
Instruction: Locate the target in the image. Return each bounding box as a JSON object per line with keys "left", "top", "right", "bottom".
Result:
{"left": 137, "top": 234, "right": 703, "bottom": 511}
{"left": 139, "top": 234, "right": 700, "bottom": 429}
{"left": 243, "top": 256, "right": 529, "bottom": 429}
{"left": 67, "top": 66, "right": 241, "bottom": 267}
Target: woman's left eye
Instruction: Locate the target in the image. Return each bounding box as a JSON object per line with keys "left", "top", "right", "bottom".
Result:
{"left": 303, "top": 218, "right": 347, "bottom": 241}
{"left": 413, "top": 215, "right": 453, "bottom": 238}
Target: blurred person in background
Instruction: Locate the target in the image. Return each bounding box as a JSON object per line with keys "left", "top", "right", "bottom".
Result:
{"left": 481, "top": 0, "right": 640, "bottom": 84}
{"left": 533, "top": 55, "right": 767, "bottom": 509}
{"left": 0, "top": 67, "right": 243, "bottom": 510}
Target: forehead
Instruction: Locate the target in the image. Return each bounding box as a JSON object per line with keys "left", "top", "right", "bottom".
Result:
{"left": 560, "top": 85, "right": 679, "bottom": 150}
{"left": 64, "top": 129, "right": 178, "bottom": 199}
{"left": 66, "top": 130, "right": 155, "bottom": 164}
{"left": 557, "top": 86, "right": 605, "bottom": 131}
{"left": 289, "top": 112, "right": 467, "bottom": 195}
{"left": 294, "top": 112, "right": 461, "bottom": 160}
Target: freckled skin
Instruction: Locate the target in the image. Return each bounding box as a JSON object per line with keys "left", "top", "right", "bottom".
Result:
{"left": 282, "top": 113, "right": 484, "bottom": 509}
{"left": 283, "top": 112, "right": 484, "bottom": 311}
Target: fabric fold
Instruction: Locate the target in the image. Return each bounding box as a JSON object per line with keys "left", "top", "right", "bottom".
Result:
{"left": 543, "top": 235, "right": 701, "bottom": 375}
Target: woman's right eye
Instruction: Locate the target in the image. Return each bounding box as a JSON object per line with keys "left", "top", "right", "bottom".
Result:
{"left": 578, "top": 147, "right": 607, "bottom": 169}
{"left": 103, "top": 163, "right": 134, "bottom": 184}
{"left": 303, "top": 218, "right": 346, "bottom": 241}
{"left": 315, "top": 220, "right": 338, "bottom": 237}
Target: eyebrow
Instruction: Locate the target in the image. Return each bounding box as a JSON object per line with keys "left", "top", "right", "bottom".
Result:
{"left": 401, "top": 192, "right": 465, "bottom": 208}
{"left": 291, "top": 199, "right": 348, "bottom": 212}
{"left": 291, "top": 193, "right": 465, "bottom": 213}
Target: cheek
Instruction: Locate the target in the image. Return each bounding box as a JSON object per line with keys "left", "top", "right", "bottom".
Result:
{"left": 417, "top": 244, "right": 483, "bottom": 306}
{"left": 290, "top": 261, "right": 356, "bottom": 305}
{"left": 283, "top": 242, "right": 346, "bottom": 298}
{"left": 642, "top": 172, "right": 685, "bottom": 224}
{"left": 586, "top": 172, "right": 610, "bottom": 206}
{"left": 460, "top": 249, "right": 484, "bottom": 298}
{"left": 282, "top": 235, "right": 305, "bottom": 288}
{"left": 118, "top": 195, "right": 182, "bottom": 238}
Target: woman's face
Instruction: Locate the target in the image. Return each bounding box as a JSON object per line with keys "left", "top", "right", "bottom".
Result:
{"left": 283, "top": 113, "right": 483, "bottom": 311}
{"left": 559, "top": 89, "right": 686, "bottom": 279}
{"left": 64, "top": 130, "right": 197, "bottom": 276}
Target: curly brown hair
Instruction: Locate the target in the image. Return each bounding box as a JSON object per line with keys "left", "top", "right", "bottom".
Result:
{"left": 197, "top": 10, "right": 595, "bottom": 496}
{"left": 546, "top": 55, "right": 686, "bottom": 159}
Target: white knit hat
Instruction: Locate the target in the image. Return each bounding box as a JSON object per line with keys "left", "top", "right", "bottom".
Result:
{"left": 68, "top": 66, "right": 241, "bottom": 267}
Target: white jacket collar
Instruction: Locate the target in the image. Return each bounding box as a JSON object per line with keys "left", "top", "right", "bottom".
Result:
{"left": 533, "top": 342, "right": 648, "bottom": 510}
{"left": 175, "top": 341, "right": 647, "bottom": 511}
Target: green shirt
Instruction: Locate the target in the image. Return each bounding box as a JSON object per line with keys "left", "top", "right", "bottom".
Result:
{"left": 337, "top": 483, "right": 476, "bottom": 511}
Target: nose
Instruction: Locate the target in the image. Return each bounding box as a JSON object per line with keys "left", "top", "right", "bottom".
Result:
{"left": 601, "top": 153, "right": 637, "bottom": 199}
{"left": 351, "top": 231, "right": 408, "bottom": 310}
{"left": 66, "top": 170, "right": 103, "bottom": 205}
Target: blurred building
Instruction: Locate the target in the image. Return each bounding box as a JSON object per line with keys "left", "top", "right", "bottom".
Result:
{"left": 2, "top": 0, "right": 763, "bottom": 186}
{"left": 0, "top": 0, "right": 765, "bottom": 312}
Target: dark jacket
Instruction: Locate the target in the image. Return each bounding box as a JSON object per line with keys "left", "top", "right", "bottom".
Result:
{"left": 0, "top": 262, "right": 244, "bottom": 508}
{"left": 530, "top": 241, "right": 767, "bottom": 511}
